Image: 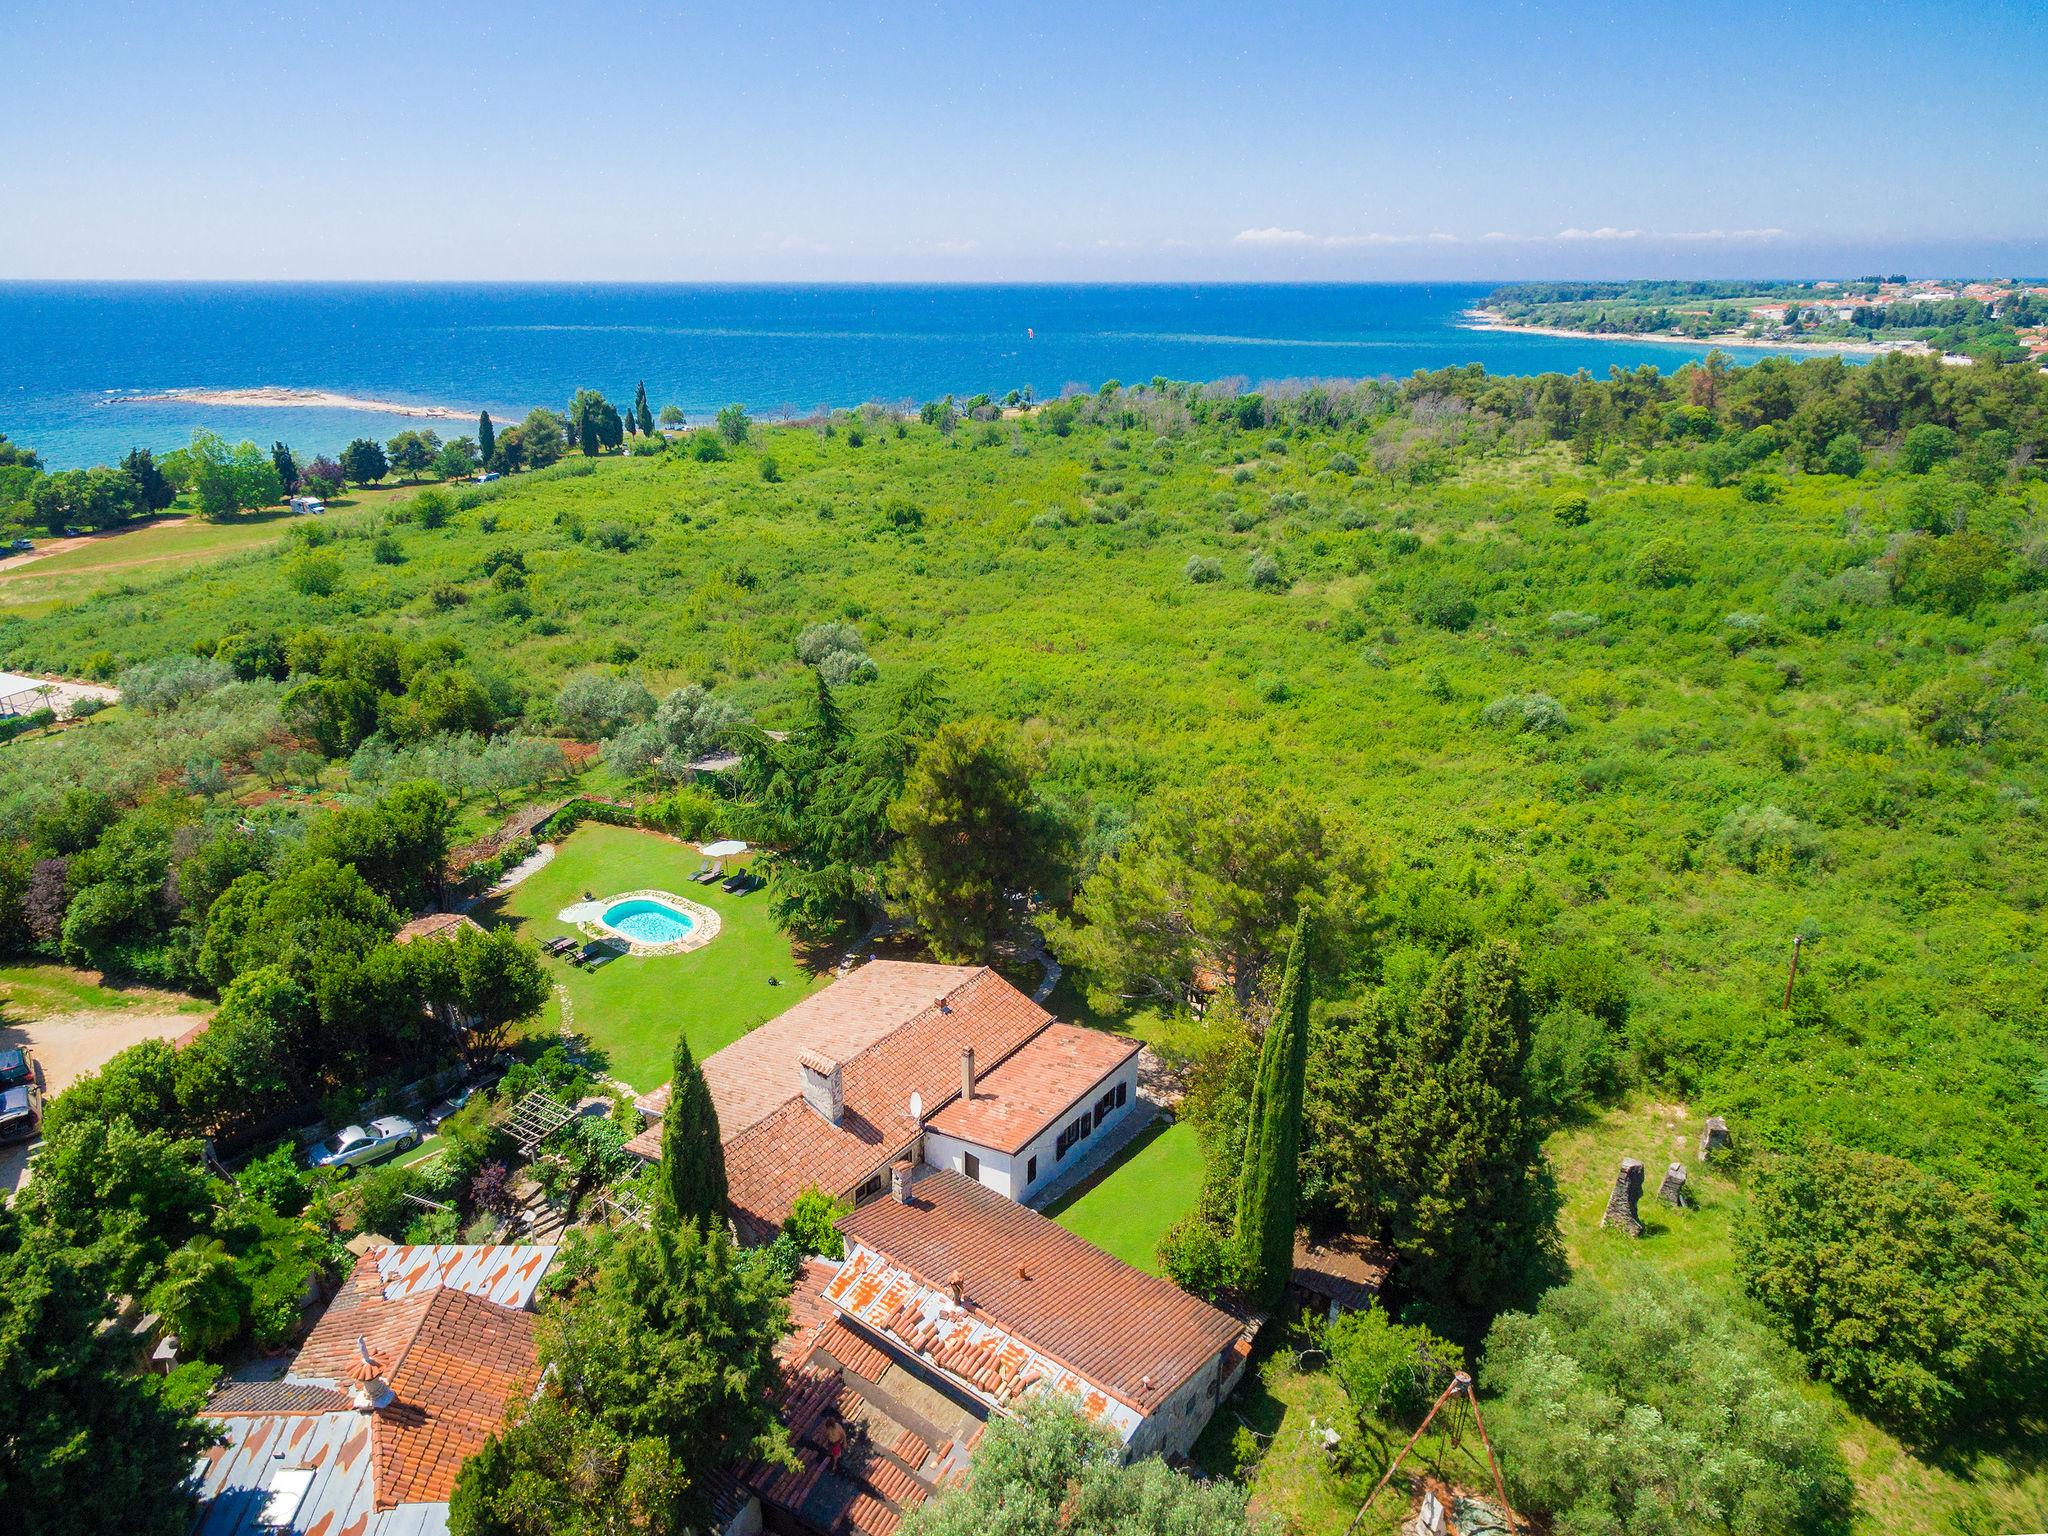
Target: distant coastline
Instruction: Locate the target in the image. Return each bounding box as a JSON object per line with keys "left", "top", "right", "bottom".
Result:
{"left": 1458, "top": 307, "right": 1923, "bottom": 359}
{"left": 120, "top": 386, "right": 495, "bottom": 422}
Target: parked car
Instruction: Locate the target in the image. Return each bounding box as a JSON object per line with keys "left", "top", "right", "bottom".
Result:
{"left": 0, "top": 1045, "right": 33, "bottom": 1089}
{"left": 423, "top": 1086, "right": 473, "bottom": 1131}
{"left": 6, "top": 537, "right": 32, "bottom": 554}
{"left": 0, "top": 1082, "right": 43, "bottom": 1144}
{"left": 474, "top": 471, "right": 501, "bottom": 483}
{"left": 309, "top": 1115, "right": 422, "bottom": 1170}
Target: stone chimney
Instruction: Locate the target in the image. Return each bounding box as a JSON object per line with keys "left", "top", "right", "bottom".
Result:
{"left": 799, "top": 1050, "right": 843, "bottom": 1126}
{"left": 945, "top": 1268, "right": 965, "bottom": 1306}
{"left": 960, "top": 1046, "right": 976, "bottom": 1101}
{"left": 890, "top": 1159, "right": 914, "bottom": 1203}
{"left": 1601, "top": 1158, "right": 1644, "bottom": 1237}
{"left": 1656, "top": 1161, "right": 1690, "bottom": 1208}
{"left": 347, "top": 1336, "right": 394, "bottom": 1413}
{"left": 1698, "top": 1116, "right": 1731, "bottom": 1163}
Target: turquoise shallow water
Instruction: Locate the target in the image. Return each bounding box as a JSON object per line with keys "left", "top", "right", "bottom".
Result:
{"left": 603, "top": 898, "right": 695, "bottom": 946}
{"left": 0, "top": 281, "right": 1852, "bottom": 469}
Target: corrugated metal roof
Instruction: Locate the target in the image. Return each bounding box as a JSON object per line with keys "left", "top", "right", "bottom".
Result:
{"left": 190, "top": 1411, "right": 376, "bottom": 1536}
{"left": 373, "top": 1243, "right": 556, "bottom": 1309}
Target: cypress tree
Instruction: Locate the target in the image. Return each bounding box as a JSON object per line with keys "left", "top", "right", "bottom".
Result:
{"left": 661, "top": 1031, "right": 728, "bottom": 1228}
{"left": 1235, "top": 908, "right": 1313, "bottom": 1308}
{"left": 478, "top": 410, "right": 495, "bottom": 468}
{"left": 634, "top": 380, "right": 655, "bottom": 438}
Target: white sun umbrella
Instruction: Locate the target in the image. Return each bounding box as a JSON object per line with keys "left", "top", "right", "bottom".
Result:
{"left": 700, "top": 839, "right": 749, "bottom": 857}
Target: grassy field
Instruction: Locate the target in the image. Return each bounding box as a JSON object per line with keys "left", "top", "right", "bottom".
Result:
{"left": 478, "top": 821, "right": 826, "bottom": 1091}
{"left": 0, "top": 962, "right": 211, "bottom": 1020}
{"left": 1044, "top": 1115, "right": 1203, "bottom": 1274}
{"left": 0, "top": 484, "right": 447, "bottom": 617}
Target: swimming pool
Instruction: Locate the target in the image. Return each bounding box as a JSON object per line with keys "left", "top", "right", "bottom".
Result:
{"left": 601, "top": 897, "right": 697, "bottom": 946}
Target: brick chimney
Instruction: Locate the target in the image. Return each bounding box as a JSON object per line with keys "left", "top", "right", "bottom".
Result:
{"left": 960, "top": 1046, "right": 976, "bottom": 1102}
{"left": 890, "top": 1159, "right": 914, "bottom": 1203}
{"left": 799, "top": 1050, "right": 843, "bottom": 1125}
{"left": 945, "top": 1269, "right": 965, "bottom": 1306}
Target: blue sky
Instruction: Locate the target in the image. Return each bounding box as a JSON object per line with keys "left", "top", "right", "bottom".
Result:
{"left": 4, "top": 0, "right": 2042, "bottom": 280}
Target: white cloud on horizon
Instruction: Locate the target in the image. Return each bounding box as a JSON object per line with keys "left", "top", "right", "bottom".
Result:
{"left": 1235, "top": 225, "right": 1790, "bottom": 248}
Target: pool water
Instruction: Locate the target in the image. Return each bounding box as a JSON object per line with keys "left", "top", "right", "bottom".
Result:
{"left": 602, "top": 897, "right": 697, "bottom": 945}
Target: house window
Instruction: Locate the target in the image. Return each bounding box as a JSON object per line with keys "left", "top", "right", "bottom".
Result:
{"left": 1116, "top": 1081, "right": 1127, "bottom": 1108}
{"left": 854, "top": 1172, "right": 886, "bottom": 1203}
{"left": 963, "top": 1152, "right": 980, "bottom": 1181}
{"left": 1027, "top": 1155, "right": 1038, "bottom": 1184}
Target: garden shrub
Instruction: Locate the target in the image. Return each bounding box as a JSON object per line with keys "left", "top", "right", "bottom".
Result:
{"left": 1483, "top": 1272, "right": 1851, "bottom": 1536}
{"left": 1737, "top": 1141, "right": 2048, "bottom": 1441}
{"left": 1481, "top": 692, "right": 1568, "bottom": 735}
{"left": 1714, "top": 804, "right": 1824, "bottom": 873}
{"left": 1184, "top": 555, "right": 1223, "bottom": 584}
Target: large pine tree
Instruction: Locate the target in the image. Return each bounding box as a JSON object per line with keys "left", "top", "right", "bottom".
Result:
{"left": 661, "top": 1032, "right": 728, "bottom": 1228}
{"left": 477, "top": 409, "right": 495, "bottom": 468}
{"left": 1235, "top": 909, "right": 1313, "bottom": 1308}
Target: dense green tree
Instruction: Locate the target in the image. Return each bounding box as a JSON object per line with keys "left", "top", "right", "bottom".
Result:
{"left": 146, "top": 1237, "right": 251, "bottom": 1356}
{"left": 196, "top": 857, "right": 398, "bottom": 992}
{"left": 450, "top": 1219, "right": 790, "bottom": 1536}
{"left": 554, "top": 671, "right": 655, "bottom": 738}
{"left": 30, "top": 466, "right": 140, "bottom": 534}
{"left": 1233, "top": 910, "right": 1312, "bottom": 1307}
{"left": 659, "top": 1032, "right": 728, "bottom": 1228}
{"left": 1323, "top": 1304, "right": 1463, "bottom": 1446}
{"left": 1045, "top": 767, "right": 1375, "bottom": 1010}
{"left": 1737, "top": 1141, "right": 2047, "bottom": 1440}
{"left": 477, "top": 409, "right": 495, "bottom": 467}
{"left": 634, "top": 380, "right": 655, "bottom": 437}
{"left": 386, "top": 429, "right": 441, "bottom": 481}
{"left": 187, "top": 431, "right": 283, "bottom": 517}
{"left": 567, "top": 389, "right": 614, "bottom": 457}
{"left": 1482, "top": 1272, "right": 1851, "bottom": 1536}
{"left": 900, "top": 1402, "right": 1268, "bottom": 1536}
{"left": 16, "top": 1117, "right": 217, "bottom": 1294}
{"left": 301, "top": 778, "right": 455, "bottom": 911}
{"left": 121, "top": 446, "right": 176, "bottom": 511}
{"left": 338, "top": 437, "right": 389, "bottom": 487}
{"left": 39, "top": 1037, "right": 180, "bottom": 1140}
{"left": 0, "top": 1231, "right": 214, "bottom": 1536}
{"left": 409, "top": 925, "right": 551, "bottom": 1067}
{"left": 270, "top": 441, "right": 298, "bottom": 494}
{"left": 519, "top": 408, "right": 567, "bottom": 468}
{"left": 1302, "top": 940, "right": 1561, "bottom": 1339}
{"left": 715, "top": 402, "right": 751, "bottom": 443}
{"left": 888, "top": 717, "right": 1071, "bottom": 961}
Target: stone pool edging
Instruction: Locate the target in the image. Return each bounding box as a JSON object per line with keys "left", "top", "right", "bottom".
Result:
{"left": 557, "top": 888, "right": 722, "bottom": 956}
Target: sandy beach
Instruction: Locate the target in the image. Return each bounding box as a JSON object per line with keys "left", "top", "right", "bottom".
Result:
{"left": 123, "top": 386, "right": 494, "bottom": 421}
{"left": 1458, "top": 309, "right": 1923, "bottom": 358}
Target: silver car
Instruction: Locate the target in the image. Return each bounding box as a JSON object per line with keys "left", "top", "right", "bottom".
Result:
{"left": 309, "top": 1115, "right": 421, "bottom": 1170}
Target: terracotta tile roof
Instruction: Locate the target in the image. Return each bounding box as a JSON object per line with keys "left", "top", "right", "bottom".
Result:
{"left": 374, "top": 1288, "right": 539, "bottom": 1508}
{"left": 394, "top": 911, "right": 484, "bottom": 944}
{"left": 637, "top": 960, "right": 984, "bottom": 1131}
{"left": 629, "top": 963, "right": 1054, "bottom": 1240}
{"left": 831, "top": 1167, "right": 1244, "bottom": 1423}
{"left": 1291, "top": 1230, "right": 1394, "bottom": 1311}
{"left": 923, "top": 1024, "right": 1140, "bottom": 1154}
{"left": 290, "top": 1245, "right": 554, "bottom": 1385}
{"left": 783, "top": 1256, "right": 842, "bottom": 1358}
{"left": 725, "top": 969, "right": 1052, "bottom": 1237}
{"left": 291, "top": 1275, "right": 438, "bottom": 1387}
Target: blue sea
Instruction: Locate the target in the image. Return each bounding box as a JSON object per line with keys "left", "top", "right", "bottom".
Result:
{"left": 0, "top": 283, "right": 1846, "bottom": 470}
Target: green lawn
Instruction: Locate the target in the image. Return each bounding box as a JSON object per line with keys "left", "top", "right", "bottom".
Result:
{"left": 1045, "top": 1115, "right": 1203, "bottom": 1274}
{"left": 0, "top": 962, "right": 210, "bottom": 1020}
{"left": 478, "top": 822, "right": 825, "bottom": 1092}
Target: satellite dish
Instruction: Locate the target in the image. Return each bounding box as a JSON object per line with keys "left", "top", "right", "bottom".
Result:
{"left": 909, "top": 1091, "right": 924, "bottom": 1122}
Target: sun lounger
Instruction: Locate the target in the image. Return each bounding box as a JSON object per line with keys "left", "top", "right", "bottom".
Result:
{"left": 694, "top": 860, "right": 724, "bottom": 884}
{"left": 688, "top": 859, "right": 712, "bottom": 882}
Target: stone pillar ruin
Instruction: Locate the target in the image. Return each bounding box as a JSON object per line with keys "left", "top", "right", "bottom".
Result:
{"left": 1698, "top": 1116, "right": 1731, "bottom": 1163}
{"left": 1601, "top": 1158, "right": 1644, "bottom": 1236}
{"left": 1656, "top": 1161, "right": 1689, "bottom": 1208}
